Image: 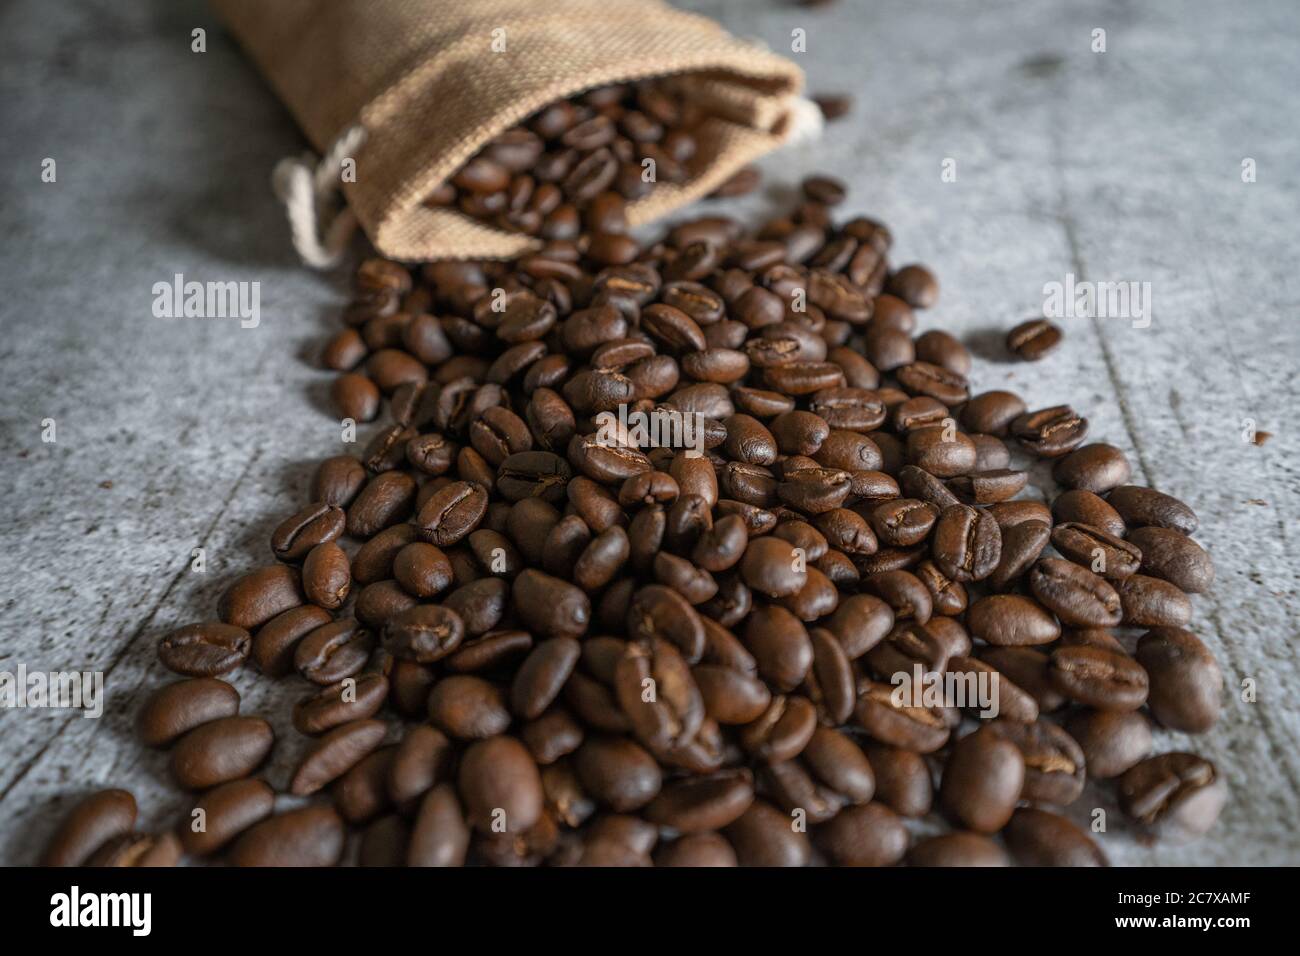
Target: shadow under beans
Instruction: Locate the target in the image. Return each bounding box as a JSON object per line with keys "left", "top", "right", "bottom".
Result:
{"left": 964, "top": 324, "right": 1017, "bottom": 363}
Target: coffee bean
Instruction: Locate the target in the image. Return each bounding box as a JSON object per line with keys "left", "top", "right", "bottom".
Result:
{"left": 1065, "top": 709, "right": 1152, "bottom": 779}
{"left": 170, "top": 716, "right": 274, "bottom": 790}
{"left": 385, "top": 605, "right": 465, "bottom": 663}
{"left": 228, "top": 806, "right": 345, "bottom": 866}
{"left": 1004, "top": 808, "right": 1107, "bottom": 866}
{"left": 290, "top": 718, "right": 387, "bottom": 795}
{"left": 908, "top": 832, "right": 1010, "bottom": 867}
{"left": 295, "top": 619, "right": 375, "bottom": 684}
{"left": 1049, "top": 645, "right": 1149, "bottom": 711}
{"left": 302, "top": 541, "right": 351, "bottom": 609}
{"left": 414, "top": 480, "right": 489, "bottom": 545}
{"left": 886, "top": 264, "right": 939, "bottom": 308}
{"left": 1118, "top": 752, "right": 1226, "bottom": 842}
{"left": 723, "top": 800, "right": 811, "bottom": 867}
{"left": 1107, "top": 485, "right": 1199, "bottom": 534}
{"left": 1012, "top": 405, "right": 1088, "bottom": 457}
{"left": 1136, "top": 627, "right": 1223, "bottom": 732}
{"left": 939, "top": 727, "right": 1024, "bottom": 833}
{"left": 1050, "top": 522, "right": 1141, "bottom": 580}
{"left": 158, "top": 622, "right": 250, "bottom": 677}
{"left": 818, "top": 802, "right": 908, "bottom": 866}
{"left": 1029, "top": 557, "right": 1122, "bottom": 627}
{"left": 1005, "top": 319, "right": 1063, "bottom": 360}
{"left": 407, "top": 783, "right": 471, "bottom": 866}
{"left": 1126, "top": 526, "right": 1214, "bottom": 593}
{"left": 271, "top": 501, "right": 345, "bottom": 561}
{"left": 989, "top": 718, "right": 1085, "bottom": 805}
{"left": 1052, "top": 443, "right": 1131, "bottom": 493}
{"left": 138, "top": 677, "right": 240, "bottom": 747}
{"left": 967, "top": 594, "right": 1060, "bottom": 646}
{"left": 458, "top": 735, "right": 543, "bottom": 834}
{"left": 1115, "top": 573, "right": 1193, "bottom": 627}
{"left": 218, "top": 565, "right": 303, "bottom": 631}
{"left": 41, "top": 789, "right": 137, "bottom": 867}
{"left": 931, "top": 504, "right": 1001, "bottom": 582}
{"left": 293, "top": 672, "right": 389, "bottom": 735}
{"left": 180, "top": 778, "right": 274, "bottom": 857}
{"left": 862, "top": 743, "right": 931, "bottom": 817}
{"left": 855, "top": 680, "right": 951, "bottom": 753}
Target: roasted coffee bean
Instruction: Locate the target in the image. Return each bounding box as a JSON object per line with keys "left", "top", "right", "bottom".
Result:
{"left": 1052, "top": 489, "right": 1124, "bottom": 538}
{"left": 1136, "top": 627, "right": 1223, "bottom": 732}
{"left": 724, "top": 799, "right": 811, "bottom": 867}
{"left": 290, "top": 718, "right": 387, "bottom": 795}
{"left": 1115, "top": 574, "right": 1193, "bottom": 627}
{"left": 1004, "top": 808, "right": 1107, "bottom": 866}
{"left": 967, "top": 594, "right": 1059, "bottom": 646}
{"left": 855, "top": 680, "right": 951, "bottom": 753}
{"left": 931, "top": 504, "right": 1001, "bottom": 582}
{"left": 1050, "top": 522, "right": 1141, "bottom": 580}
{"left": 896, "top": 362, "right": 968, "bottom": 405}
{"left": 158, "top": 622, "right": 250, "bottom": 677}
{"left": 346, "top": 471, "right": 417, "bottom": 538}
{"left": 138, "top": 678, "right": 240, "bottom": 747}
{"left": 293, "top": 672, "right": 389, "bottom": 735}
{"left": 987, "top": 519, "right": 1051, "bottom": 591}
{"left": 229, "top": 806, "right": 345, "bottom": 867}
{"left": 1006, "top": 319, "right": 1063, "bottom": 361}
{"left": 407, "top": 784, "right": 471, "bottom": 867}
{"left": 825, "top": 594, "right": 894, "bottom": 659}
{"left": 312, "top": 455, "right": 368, "bottom": 508}
{"left": 1107, "top": 485, "right": 1198, "bottom": 534}
{"left": 1029, "top": 557, "right": 1121, "bottom": 627}
{"left": 218, "top": 565, "right": 303, "bottom": 631}
{"left": 861, "top": 742, "right": 931, "bottom": 817}
{"left": 738, "top": 694, "right": 817, "bottom": 763}
{"left": 170, "top": 716, "right": 274, "bottom": 790}
{"left": 1011, "top": 405, "right": 1088, "bottom": 457}
{"left": 945, "top": 657, "right": 1038, "bottom": 724}
{"left": 355, "top": 578, "right": 419, "bottom": 628}
{"left": 1118, "top": 752, "right": 1226, "bottom": 843}
{"left": 458, "top": 735, "right": 543, "bottom": 834}
{"left": 616, "top": 637, "right": 705, "bottom": 751}
{"left": 1049, "top": 645, "right": 1149, "bottom": 711}
{"left": 41, "top": 790, "right": 138, "bottom": 867}
{"left": 1065, "top": 709, "right": 1152, "bottom": 779}
{"left": 908, "top": 832, "right": 1010, "bottom": 867}
{"left": 512, "top": 638, "right": 581, "bottom": 719}
{"left": 961, "top": 390, "right": 1026, "bottom": 437}
{"left": 817, "top": 802, "right": 908, "bottom": 867}
{"left": 385, "top": 605, "right": 466, "bottom": 663}
{"left": 861, "top": 570, "right": 932, "bottom": 625}
{"left": 251, "top": 605, "right": 332, "bottom": 677}
{"left": 180, "top": 778, "right": 275, "bottom": 857}
{"left": 886, "top": 264, "right": 939, "bottom": 308}
{"left": 414, "top": 480, "right": 489, "bottom": 545}
{"left": 989, "top": 719, "right": 1085, "bottom": 805}
{"left": 939, "top": 727, "right": 1024, "bottom": 833}
{"left": 1126, "top": 526, "right": 1214, "bottom": 593}
{"left": 295, "top": 619, "right": 375, "bottom": 684}
{"left": 740, "top": 604, "right": 811, "bottom": 693}
{"left": 514, "top": 569, "right": 591, "bottom": 638}
{"left": 303, "top": 541, "right": 351, "bottom": 610}
{"left": 1052, "top": 443, "right": 1131, "bottom": 493}
{"left": 869, "top": 498, "right": 939, "bottom": 548}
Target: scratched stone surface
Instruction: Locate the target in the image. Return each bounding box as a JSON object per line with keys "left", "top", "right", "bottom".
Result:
{"left": 0, "top": 0, "right": 1296, "bottom": 865}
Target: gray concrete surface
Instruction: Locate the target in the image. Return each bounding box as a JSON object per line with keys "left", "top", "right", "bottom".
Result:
{"left": 1, "top": 0, "right": 1297, "bottom": 865}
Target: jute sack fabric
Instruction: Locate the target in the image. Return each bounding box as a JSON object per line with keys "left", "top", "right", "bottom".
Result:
{"left": 213, "top": 0, "right": 805, "bottom": 262}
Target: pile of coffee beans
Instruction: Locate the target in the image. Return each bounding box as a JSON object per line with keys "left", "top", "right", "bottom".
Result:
{"left": 424, "top": 78, "right": 728, "bottom": 247}
{"left": 45, "top": 174, "right": 1227, "bottom": 867}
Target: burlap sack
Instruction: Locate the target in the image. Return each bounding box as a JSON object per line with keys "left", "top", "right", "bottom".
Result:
{"left": 214, "top": 0, "right": 805, "bottom": 262}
